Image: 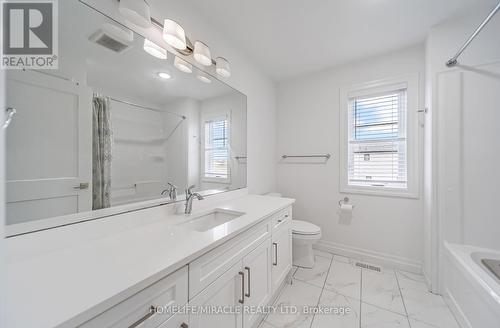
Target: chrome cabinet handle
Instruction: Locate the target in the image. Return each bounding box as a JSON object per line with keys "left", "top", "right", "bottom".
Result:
{"left": 273, "top": 243, "right": 278, "bottom": 266}
{"left": 180, "top": 323, "right": 188, "bottom": 328}
{"left": 73, "top": 182, "right": 89, "bottom": 190}
{"left": 244, "top": 266, "right": 251, "bottom": 298}
{"left": 129, "top": 306, "right": 156, "bottom": 328}
{"left": 239, "top": 271, "right": 245, "bottom": 304}
{"left": 3, "top": 107, "right": 16, "bottom": 129}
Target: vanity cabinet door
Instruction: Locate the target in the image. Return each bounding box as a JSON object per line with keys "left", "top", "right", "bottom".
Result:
{"left": 271, "top": 223, "right": 292, "bottom": 292}
{"left": 188, "top": 261, "right": 244, "bottom": 328}
{"left": 242, "top": 239, "right": 273, "bottom": 328}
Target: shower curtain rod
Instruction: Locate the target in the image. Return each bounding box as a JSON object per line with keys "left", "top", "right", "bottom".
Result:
{"left": 100, "top": 95, "right": 186, "bottom": 120}
{"left": 446, "top": 1, "right": 500, "bottom": 67}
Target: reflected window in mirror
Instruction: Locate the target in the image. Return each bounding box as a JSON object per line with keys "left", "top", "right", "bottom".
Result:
{"left": 203, "top": 116, "right": 230, "bottom": 183}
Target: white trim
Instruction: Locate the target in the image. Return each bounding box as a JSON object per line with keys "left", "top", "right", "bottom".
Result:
{"left": 314, "top": 239, "right": 422, "bottom": 274}
{"left": 200, "top": 112, "right": 231, "bottom": 184}
{"left": 443, "top": 288, "right": 473, "bottom": 328}
{"left": 339, "top": 74, "right": 421, "bottom": 198}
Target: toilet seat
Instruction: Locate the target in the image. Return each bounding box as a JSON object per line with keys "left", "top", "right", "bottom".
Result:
{"left": 292, "top": 220, "right": 321, "bottom": 235}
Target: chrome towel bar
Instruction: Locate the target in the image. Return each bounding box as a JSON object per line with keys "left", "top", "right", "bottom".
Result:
{"left": 282, "top": 154, "right": 331, "bottom": 160}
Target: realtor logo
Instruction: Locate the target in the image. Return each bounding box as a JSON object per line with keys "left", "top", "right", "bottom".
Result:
{"left": 2, "top": 0, "right": 58, "bottom": 69}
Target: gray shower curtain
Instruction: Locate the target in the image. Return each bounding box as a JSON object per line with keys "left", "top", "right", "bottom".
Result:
{"left": 92, "top": 96, "right": 112, "bottom": 210}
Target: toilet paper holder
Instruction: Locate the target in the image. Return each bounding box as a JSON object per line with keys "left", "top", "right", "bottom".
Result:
{"left": 338, "top": 197, "right": 354, "bottom": 208}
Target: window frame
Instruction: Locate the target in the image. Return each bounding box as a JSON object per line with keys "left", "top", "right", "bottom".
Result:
{"left": 339, "top": 74, "right": 420, "bottom": 198}
{"left": 201, "top": 113, "right": 231, "bottom": 184}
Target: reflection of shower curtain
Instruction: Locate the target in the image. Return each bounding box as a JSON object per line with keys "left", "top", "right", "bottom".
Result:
{"left": 92, "top": 96, "right": 112, "bottom": 210}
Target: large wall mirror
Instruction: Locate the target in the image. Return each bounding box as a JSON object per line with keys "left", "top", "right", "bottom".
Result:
{"left": 5, "top": 0, "right": 247, "bottom": 235}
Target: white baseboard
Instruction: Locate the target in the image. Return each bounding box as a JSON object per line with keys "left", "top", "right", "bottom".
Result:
{"left": 443, "top": 287, "right": 471, "bottom": 328}
{"left": 314, "top": 240, "right": 422, "bottom": 274}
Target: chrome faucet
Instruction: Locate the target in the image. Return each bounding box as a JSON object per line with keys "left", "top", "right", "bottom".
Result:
{"left": 161, "top": 182, "right": 177, "bottom": 201}
{"left": 185, "top": 185, "right": 204, "bottom": 214}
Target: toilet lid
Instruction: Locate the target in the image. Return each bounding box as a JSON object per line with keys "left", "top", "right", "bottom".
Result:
{"left": 292, "top": 220, "right": 321, "bottom": 235}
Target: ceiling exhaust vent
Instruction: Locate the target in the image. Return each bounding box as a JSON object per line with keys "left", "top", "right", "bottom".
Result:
{"left": 89, "top": 23, "right": 133, "bottom": 53}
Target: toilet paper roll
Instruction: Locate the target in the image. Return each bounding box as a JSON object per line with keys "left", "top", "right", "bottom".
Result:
{"left": 339, "top": 203, "right": 353, "bottom": 225}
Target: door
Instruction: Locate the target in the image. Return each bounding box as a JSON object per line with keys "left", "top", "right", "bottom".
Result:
{"left": 242, "top": 238, "right": 272, "bottom": 328}
{"left": 271, "top": 226, "right": 292, "bottom": 292}
{"left": 5, "top": 70, "right": 92, "bottom": 225}
{"left": 189, "top": 260, "right": 244, "bottom": 328}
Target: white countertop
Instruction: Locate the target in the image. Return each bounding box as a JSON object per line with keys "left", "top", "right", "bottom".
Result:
{"left": 5, "top": 194, "right": 294, "bottom": 328}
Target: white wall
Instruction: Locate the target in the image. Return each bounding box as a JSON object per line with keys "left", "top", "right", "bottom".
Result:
{"left": 276, "top": 45, "right": 425, "bottom": 272}
{"left": 425, "top": 5, "right": 500, "bottom": 291}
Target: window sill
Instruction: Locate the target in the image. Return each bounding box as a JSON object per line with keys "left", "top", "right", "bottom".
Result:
{"left": 202, "top": 177, "right": 231, "bottom": 185}
{"left": 340, "top": 186, "right": 419, "bottom": 199}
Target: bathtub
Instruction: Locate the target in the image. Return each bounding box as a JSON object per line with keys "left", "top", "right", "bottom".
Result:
{"left": 444, "top": 243, "right": 500, "bottom": 328}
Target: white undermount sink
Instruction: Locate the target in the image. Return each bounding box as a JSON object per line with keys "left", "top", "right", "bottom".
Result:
{"left": 179, "top": 209, "right": 245, "bottom": 232}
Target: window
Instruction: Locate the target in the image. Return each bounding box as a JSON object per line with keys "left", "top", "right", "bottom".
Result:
{"left": 348, "top": 89, "right": 407, "bottom": 189}
{"left": 340, "top": 75, "right": 419, "bottom": 197}
{"left": 203, "top": 117, "right": 230, "bottom": 181}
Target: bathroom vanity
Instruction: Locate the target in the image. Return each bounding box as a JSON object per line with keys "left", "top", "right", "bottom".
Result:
{"left": 5, "top": 193, "right": 294, "bottom": 328}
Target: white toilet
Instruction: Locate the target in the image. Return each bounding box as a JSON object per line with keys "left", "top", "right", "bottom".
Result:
{"left": 291, "top": 220, "right": 322, "bottom": 268}
{"left": 266, "top": 193, "right": 322, "bottom": 268}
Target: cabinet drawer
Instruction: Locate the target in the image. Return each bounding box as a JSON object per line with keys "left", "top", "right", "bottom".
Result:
{"left": 189, "top": 219, "right": 271, "bottom": 299}
{"left": 80, "top": 266, "right": 188, "bottom": 328}
{"left": 271, "top": 207, "right": 292, "bottom": 232}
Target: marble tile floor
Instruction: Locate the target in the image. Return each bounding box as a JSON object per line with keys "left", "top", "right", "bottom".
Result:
{"left": 259, "top": 250, "right": 460, "bottom": 328}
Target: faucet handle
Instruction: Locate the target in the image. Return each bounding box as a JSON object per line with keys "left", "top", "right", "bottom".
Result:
{"left": 167, "top": 182, "right": 177, "bottom": 190}
{"left": 186, "top": 185, "right": 196, "bottom": 196}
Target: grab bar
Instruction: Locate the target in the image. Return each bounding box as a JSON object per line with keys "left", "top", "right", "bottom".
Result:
{"left": 3, "top": 107, "right": 16, "bottom": 129}
{"left": 282, "top": 154, "right": 331, "bottom": 160}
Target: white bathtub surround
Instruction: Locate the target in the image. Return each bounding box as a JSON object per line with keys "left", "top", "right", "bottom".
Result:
{"left": 443, "top": 243, "right": 500, "bottom": 328}
{"left": 423, "top": 4, "right": 500, "bottom": 292}
{"left": 5, "top": 192, "right": 294, "bottom": 328}
{"left": 259, "top": 250, "right": 459, "bottom": 328}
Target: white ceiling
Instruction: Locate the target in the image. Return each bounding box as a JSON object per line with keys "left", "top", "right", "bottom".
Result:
{"left": 184, "top": 0, "right": 498, "bottom": 81}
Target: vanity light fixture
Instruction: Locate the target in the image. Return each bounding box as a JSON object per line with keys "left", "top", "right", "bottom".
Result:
{"left": 193, "top": 41, "right": 212, "bottom": 66}
{"left": 163, "top": 19, "right": 187, "bottom": 50}
{"left": 174, "top": 56, "right": 193, "bottom": 73}
{"left": 145, "top": 13, "right": 232, "bottom": 77}
{"left": 118, "top": 0, "right": 152, "bottom": 28}
{"left": 158, "top": 72, "right": 171, "bottom": 79}
{"left": 143, "top": 39, "right": 167, "bottom": 59}
{"left": 215, "top": 57, "right": 231, "bottom": 77}
{"left": 196, "top": 72, "right": 211, "bottom": 83}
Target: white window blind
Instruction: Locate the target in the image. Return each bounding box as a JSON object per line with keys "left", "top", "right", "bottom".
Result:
{"left": 347, "top": 89, "right": 407, "bottom": 189}
{"left": 204, "top": 117, "right": 229, "bottom": 180}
